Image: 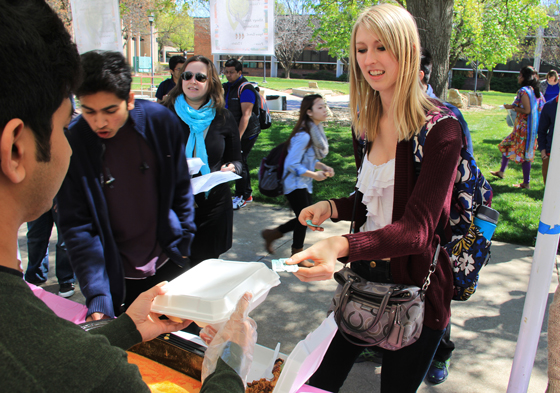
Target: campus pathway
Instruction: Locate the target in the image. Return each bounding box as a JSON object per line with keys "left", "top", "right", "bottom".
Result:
{"left": 258, "top": 86, "right": 350, "bottom": 111}
{"left": 18, "top": 201, "right": 557, "bottom": 392}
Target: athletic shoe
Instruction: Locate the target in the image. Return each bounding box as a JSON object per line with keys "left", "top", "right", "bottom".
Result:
{"left": 426, "top": 359, "right": 450, "bottom": 385}
{"left": 232, "top": 196, "right": 243, "bottom": 210}
{"left": 58, "top": 283, "right": 75, "bottom": 298}
{"left": 245, "top": 195, "right": 253, "bottom": 203}
{"left": 354, "top": 348, "right": 383, "bottom": 364}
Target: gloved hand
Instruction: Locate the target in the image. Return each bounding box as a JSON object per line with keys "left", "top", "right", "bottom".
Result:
{"left": 200, "top": 292, "right": 257, "bottom": 386}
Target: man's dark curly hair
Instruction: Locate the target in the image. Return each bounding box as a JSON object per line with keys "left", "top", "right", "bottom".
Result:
{"left": 0, "top": 0, "right": 82, "bottom": 162}
{"left": 77, "top": 51, "right": 132, "bottom": 101}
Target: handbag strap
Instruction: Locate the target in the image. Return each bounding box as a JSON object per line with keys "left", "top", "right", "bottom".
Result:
{"left": 421, "top": 243, "right": 440, "bottom": 294}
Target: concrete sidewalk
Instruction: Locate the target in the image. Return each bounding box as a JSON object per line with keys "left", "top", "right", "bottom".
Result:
{"left": 18, "top": 202, "right": 558, "bottom": 392}
{"left": 258, "top": 86, "right": 349, "bottom": 111}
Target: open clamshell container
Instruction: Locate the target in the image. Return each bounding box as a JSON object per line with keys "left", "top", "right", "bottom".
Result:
{"left": 151, "top": 259, "right": 281, "bottom": 326}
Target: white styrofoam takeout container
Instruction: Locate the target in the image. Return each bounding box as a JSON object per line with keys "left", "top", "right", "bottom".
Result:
{"left": 151, "top": 259, "right": 281, "bottom": 326}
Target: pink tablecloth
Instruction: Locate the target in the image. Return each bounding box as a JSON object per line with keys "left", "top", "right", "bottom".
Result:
{"left": 28, "top": 283, "right": 87, "bottom": 324}
{"left": 296, "top": 385, "right": 331, "bottom": 393}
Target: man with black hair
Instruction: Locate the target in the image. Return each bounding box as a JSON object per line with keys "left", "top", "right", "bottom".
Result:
{"left": 0, "top": 1, "right": 192, "bottom": 390}
{"left": 0, "top": 3, "right": 251, "bottom": 391}
{"left": 56, "top": 50, "right": 196, "bottom": 321}
{"left": 156, "top": 55, "right": 186, "bottom": 103}
{"left": 223, "top": 58, "right": 261, "bottom": 209}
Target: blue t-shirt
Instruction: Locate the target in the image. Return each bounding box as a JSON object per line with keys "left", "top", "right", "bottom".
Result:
{"left": 544, "top": 83, "right": 559, "bottom": 103}
{"left": 224, "top": 77, "right": 256, "bottom": 109}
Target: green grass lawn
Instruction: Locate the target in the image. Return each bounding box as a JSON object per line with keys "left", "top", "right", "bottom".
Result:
{"left": 240, "top": 76, "right": 350, "bottom": 95}
{"left": 131, "top": 75, "right": 168, "bottom": 91}
{"left": 244, "top": 89, "right": 545, "bottom": 246}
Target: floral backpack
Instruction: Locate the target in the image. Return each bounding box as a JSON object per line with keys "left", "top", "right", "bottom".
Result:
{"left": 413, "top": 104, "right": 494, "bottom": 301}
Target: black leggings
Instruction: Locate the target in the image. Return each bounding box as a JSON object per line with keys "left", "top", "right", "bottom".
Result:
{"left": 277, "top": 188, "right": 312, "bottom": 249}
{"left": 309, "top": 325, "right": 444, "bottom": 393}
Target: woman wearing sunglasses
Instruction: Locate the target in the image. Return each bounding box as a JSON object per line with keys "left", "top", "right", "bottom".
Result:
{"left": 164, "top": 55, "right": 242, "bottom": 266}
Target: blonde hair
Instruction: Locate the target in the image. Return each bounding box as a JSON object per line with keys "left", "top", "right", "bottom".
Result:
{"left": 349, "top": 4, "right": 435, "bottom": 142}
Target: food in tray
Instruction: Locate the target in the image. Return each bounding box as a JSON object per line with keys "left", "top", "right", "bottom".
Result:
{"left": 127, "top": 351, "right": 202, "bottom": 393}
{"left": 246, "top": 358, "right": 284, "bottom": 393}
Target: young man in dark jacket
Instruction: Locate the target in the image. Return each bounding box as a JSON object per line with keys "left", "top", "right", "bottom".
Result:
{"left": 223, "top": 58, "right": 261, "bottom": 209}
{"left": 56, "top": 51, "right": 196, "bottom": 321}
{"left": 156, "top": 55, "right": 186, "bottom": 103}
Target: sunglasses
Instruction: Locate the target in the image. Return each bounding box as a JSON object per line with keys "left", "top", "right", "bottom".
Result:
{"left": 181, "top": 71, "right": 208, "bottom": 83}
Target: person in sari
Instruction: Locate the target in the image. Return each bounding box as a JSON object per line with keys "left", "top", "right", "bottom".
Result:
{"left": 490, "top": 65, "right": 545, "bottom": 189}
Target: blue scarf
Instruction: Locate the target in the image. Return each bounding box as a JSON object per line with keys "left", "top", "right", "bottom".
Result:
{"left": 521, "top": 86, "right": 539, "bottom": 161}
{"left": 175, "top": 94, "right": 216, "bottom": 175}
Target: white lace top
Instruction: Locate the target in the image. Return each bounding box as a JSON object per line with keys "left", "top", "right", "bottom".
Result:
{"left": 355, "top": 154, "right": 395, "bottom": 233}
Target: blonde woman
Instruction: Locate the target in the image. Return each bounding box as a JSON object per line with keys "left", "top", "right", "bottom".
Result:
{"left": 289, "top": 4, "right": 463, "bottom": 392}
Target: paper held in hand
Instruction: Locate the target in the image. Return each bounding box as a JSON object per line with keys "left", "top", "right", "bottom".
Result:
{"left": 190, "top": 171, "right": 241, "bottom": 194}
{"left": 187, "top": 157, "right": 205, "bottom": 175}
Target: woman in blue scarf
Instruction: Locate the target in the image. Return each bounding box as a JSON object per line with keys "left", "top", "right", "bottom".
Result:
{"left": 491, "top": 65, "right": 544, "bottom": 189}
{"left": 164, "top": 55, "right": 242, "bottom": 266}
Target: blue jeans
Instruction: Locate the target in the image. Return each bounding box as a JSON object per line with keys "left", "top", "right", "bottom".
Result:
{"left": 309, "top": 325, "right": 445, "bottom": 393}
{"left": 25, "top": 208, "right": 74, "bottom": 285}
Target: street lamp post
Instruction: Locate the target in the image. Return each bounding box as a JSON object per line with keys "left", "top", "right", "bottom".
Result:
{"left": 148, "top": 14, "right": 155, "bottom": 90}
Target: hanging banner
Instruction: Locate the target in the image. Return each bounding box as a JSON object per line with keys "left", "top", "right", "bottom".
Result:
{"left": 70, "top": 0, "right": 122, "bottom": 54}
{"left": 210, "top": 0, "right": 275, "bottom": 55}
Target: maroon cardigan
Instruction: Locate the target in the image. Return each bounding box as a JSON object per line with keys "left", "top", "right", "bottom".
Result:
{"left": 332, "top": 117, "right": 462, "bottom": 331}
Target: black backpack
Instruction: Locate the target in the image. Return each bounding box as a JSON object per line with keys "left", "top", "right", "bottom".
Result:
{"left": 258, "top": 141, "right": 287, "bottom": 197}
{"left": 238, "top": 82, "right": 272, "bottom": 130}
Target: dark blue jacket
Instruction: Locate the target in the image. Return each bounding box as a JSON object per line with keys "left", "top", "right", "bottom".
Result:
{"left": 56, "top": 99, "right": 196, "bottom": 318}
{"left": 538, "top": 95, "right": 558, "bottom": 154}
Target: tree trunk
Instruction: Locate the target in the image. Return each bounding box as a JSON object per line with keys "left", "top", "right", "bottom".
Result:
{"left": 407, "top": 0, "right": 454, "bottom": 100}
{"left": 485, "top": 69, "right": 494, "bottom": 92}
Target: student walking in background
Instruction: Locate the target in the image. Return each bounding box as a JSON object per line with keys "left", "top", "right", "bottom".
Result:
{"left": 223, "top": 59, "right": 261, "bottom": 209}
{"left": 261, "top": 94, "right": 334, "bottom": 264}
{"left": 491, "top": 65, "right": 544, "bottom": 189}
{"left": 538, "top": 95, "right": 558, "bottom": 185}
{"left": 289, "top": 5, "right": 463, "bottom": 392}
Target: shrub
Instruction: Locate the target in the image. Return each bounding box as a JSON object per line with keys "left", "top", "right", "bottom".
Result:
{"left": 337, "top": 73, "right": 349, "bottom": 82}
{"left": 303, "top": 70, "right": 338, "bottom": 81}
{"left": 452, "top": 74, "right": 467, "bottom": 89}
{"left": 488, "top": 75, "right": 519, "bottom": 93}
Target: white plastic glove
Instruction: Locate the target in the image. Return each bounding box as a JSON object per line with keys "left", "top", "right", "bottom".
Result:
{"left": 200, "top": 292, "right": 257, "bottom": 386}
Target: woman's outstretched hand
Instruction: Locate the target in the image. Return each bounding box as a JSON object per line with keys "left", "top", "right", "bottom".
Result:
{"left": 287, "top": 236, "right": 349, "bottom": 282}
{"left": 299, "top": 201, "right": 333, "bottom": 231}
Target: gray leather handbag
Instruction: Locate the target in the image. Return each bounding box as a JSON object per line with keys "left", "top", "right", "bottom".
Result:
{"left": 329, "top": 244, "right": 440, "bottom": 351}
